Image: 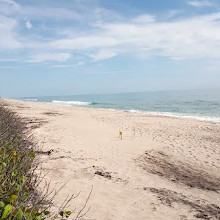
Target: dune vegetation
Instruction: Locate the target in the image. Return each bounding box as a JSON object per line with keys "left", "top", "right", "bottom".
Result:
{"left": 0, "top": 103, "right": 72, "bottom": 220}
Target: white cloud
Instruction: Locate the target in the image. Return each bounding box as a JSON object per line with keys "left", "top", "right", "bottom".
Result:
{"left": 31, "top": 53, "right": 71, "bottom": 62}
{"left": 50, "top": 36, "right": 118, "bottom": 50}
{"left": 0, "top": 0, "right": 20, "bottom": 10}
{"left": 77, "top": 61, "right": 84, "bottom": 66}
{"left": 0, "top": 0, "right": 81, "bottom": 20}
{"left": 187, "top": 0, "right": 213, "bottom": 7}
{"left": 0, "top": 0, "right": 21, "bottom": 17}
{"left": 0, "top": 65, "right": 16, "bottom": 69}
{"left": 50, "top": 61, "right": 84, "bottom": 68}
{"left": 24, "top": 7, "right": 81, "bottom": 20}
{"left": 1, "top": 0, "right": 220, "bottom": 63}
{"left": 0, "top": 15, "right": 21, "bottom": 49}
{"left": 48, "top": 12, "right": 220, "bottom": 60}
{"left": 25, "top": 20, "right": 32, "bottom": 29}
{"left": 90, "top": 50, "right": 117, "bottom": 61}
{"left": 132, "top": 14, "right": 155, "bottom": 23}
{"left": 0, "top": 58, "right": 20, "bottom": 62}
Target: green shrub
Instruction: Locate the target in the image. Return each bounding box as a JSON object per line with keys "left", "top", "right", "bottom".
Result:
{"left": 0, "top": 104, "right": 48, "bottom": 220}
{"left": 0, "top": 103, "right": 76, "bottom": 220}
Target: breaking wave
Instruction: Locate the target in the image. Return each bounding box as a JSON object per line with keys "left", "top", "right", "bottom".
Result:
{"left": 125, "top": 109, "right": 220, "bottom": 123}
{"left": 52, "top": 100, "right": 93, "bottom": 106}
{"left": 25, "top": 99, "right": 37, "bottom": 102}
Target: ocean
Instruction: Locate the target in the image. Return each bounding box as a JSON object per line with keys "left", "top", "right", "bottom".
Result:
{"left": 20, "top": 90, "right": 220, "bottom": 123}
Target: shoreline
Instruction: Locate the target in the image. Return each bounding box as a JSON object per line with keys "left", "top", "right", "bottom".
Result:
{"left": 5, "top": 98, "right": 220, "bottom": 123}
{"left": 1, "top": 98, "right": 220, "bottom": 220}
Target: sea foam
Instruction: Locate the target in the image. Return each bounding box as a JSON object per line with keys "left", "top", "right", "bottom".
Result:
{"left": 25, "top": 99, "right": 37, "bottom": 102}
{"left": 52, "top": 100, "right": 92, "bottom": 106}
{"left": 126, "top": 109, "right": 220, "bottom": 123}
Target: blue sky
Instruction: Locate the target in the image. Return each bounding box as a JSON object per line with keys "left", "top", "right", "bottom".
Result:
{"left": 0, "top": 0, "right": 220, "bottom": 97}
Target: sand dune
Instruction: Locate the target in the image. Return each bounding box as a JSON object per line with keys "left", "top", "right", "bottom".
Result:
{"left": 3, "top": 99, "right": 220, "bottom": 220}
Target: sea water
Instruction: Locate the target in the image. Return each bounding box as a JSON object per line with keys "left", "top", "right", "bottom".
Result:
{"left": 20, "top": 90, "right": 220, "bottom": 122}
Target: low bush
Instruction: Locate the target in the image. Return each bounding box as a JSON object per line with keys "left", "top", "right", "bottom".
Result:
{"left": 0, "top": 103, "right": 51, "bottom": 220}
{"left": 0, "top": 102, "right": 92, "bottom": 219}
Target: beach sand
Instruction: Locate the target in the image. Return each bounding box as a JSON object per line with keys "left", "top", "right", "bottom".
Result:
{"left": 2, "top": 99, "right": 220, "bottom": 220}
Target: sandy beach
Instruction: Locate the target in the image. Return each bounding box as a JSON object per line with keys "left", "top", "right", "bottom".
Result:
{"left": 2, "top": 98, "right": 220, "bottom": 220}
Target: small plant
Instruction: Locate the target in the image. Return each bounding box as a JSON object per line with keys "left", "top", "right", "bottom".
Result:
{"left": 59, "top": 210, "right": 72, "bottom": 219}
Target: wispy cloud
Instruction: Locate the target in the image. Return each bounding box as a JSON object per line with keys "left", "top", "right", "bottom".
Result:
{"left": 132, "top": 14, "right": 155, "bottom": 23}
{"left": 0, "top": 0, "right": 20, "bottom": 10}
{"left": 1, "top": 0, "right": 220, "bottom": 63}
{"left": 25, "top": 20, "right": 32, "bottom": 29}
{"left": 187, "top": 0, "right": 213, "bottom": 7}
{"left": 0, "top": 0, "right": 21, "bottom": 16}
{"left": 0, "top": 15, "right": 21, "bottom": 49}
{"left": 0, "top": 65, "right": 16, "bottom": 69}
{"left": 0, "top": 0, "right": 102, "bottom": 22}
{"left": 46, "top": 13, "right": 220, "bottom": 60}
{"left": 77, "top": 61, "right": 84, "bottom": 66}
{"left": 24, "top": 7, "right": 81, "bottom": 21}
{"left": 30, "top": 53, "right": 71, "bottom": 63}
{"left": 50, "top": 36, "right": 118, "bottom": 50}
{"left": 90, "top": 50, "right": 117, "bottom": 61}
{"left": 50, "top": 61, "right": 84, "bottom": 68}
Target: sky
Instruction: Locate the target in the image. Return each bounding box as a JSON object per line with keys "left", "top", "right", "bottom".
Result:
{"left": 0, "top": 0, "right": 220, "bottom": 97}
